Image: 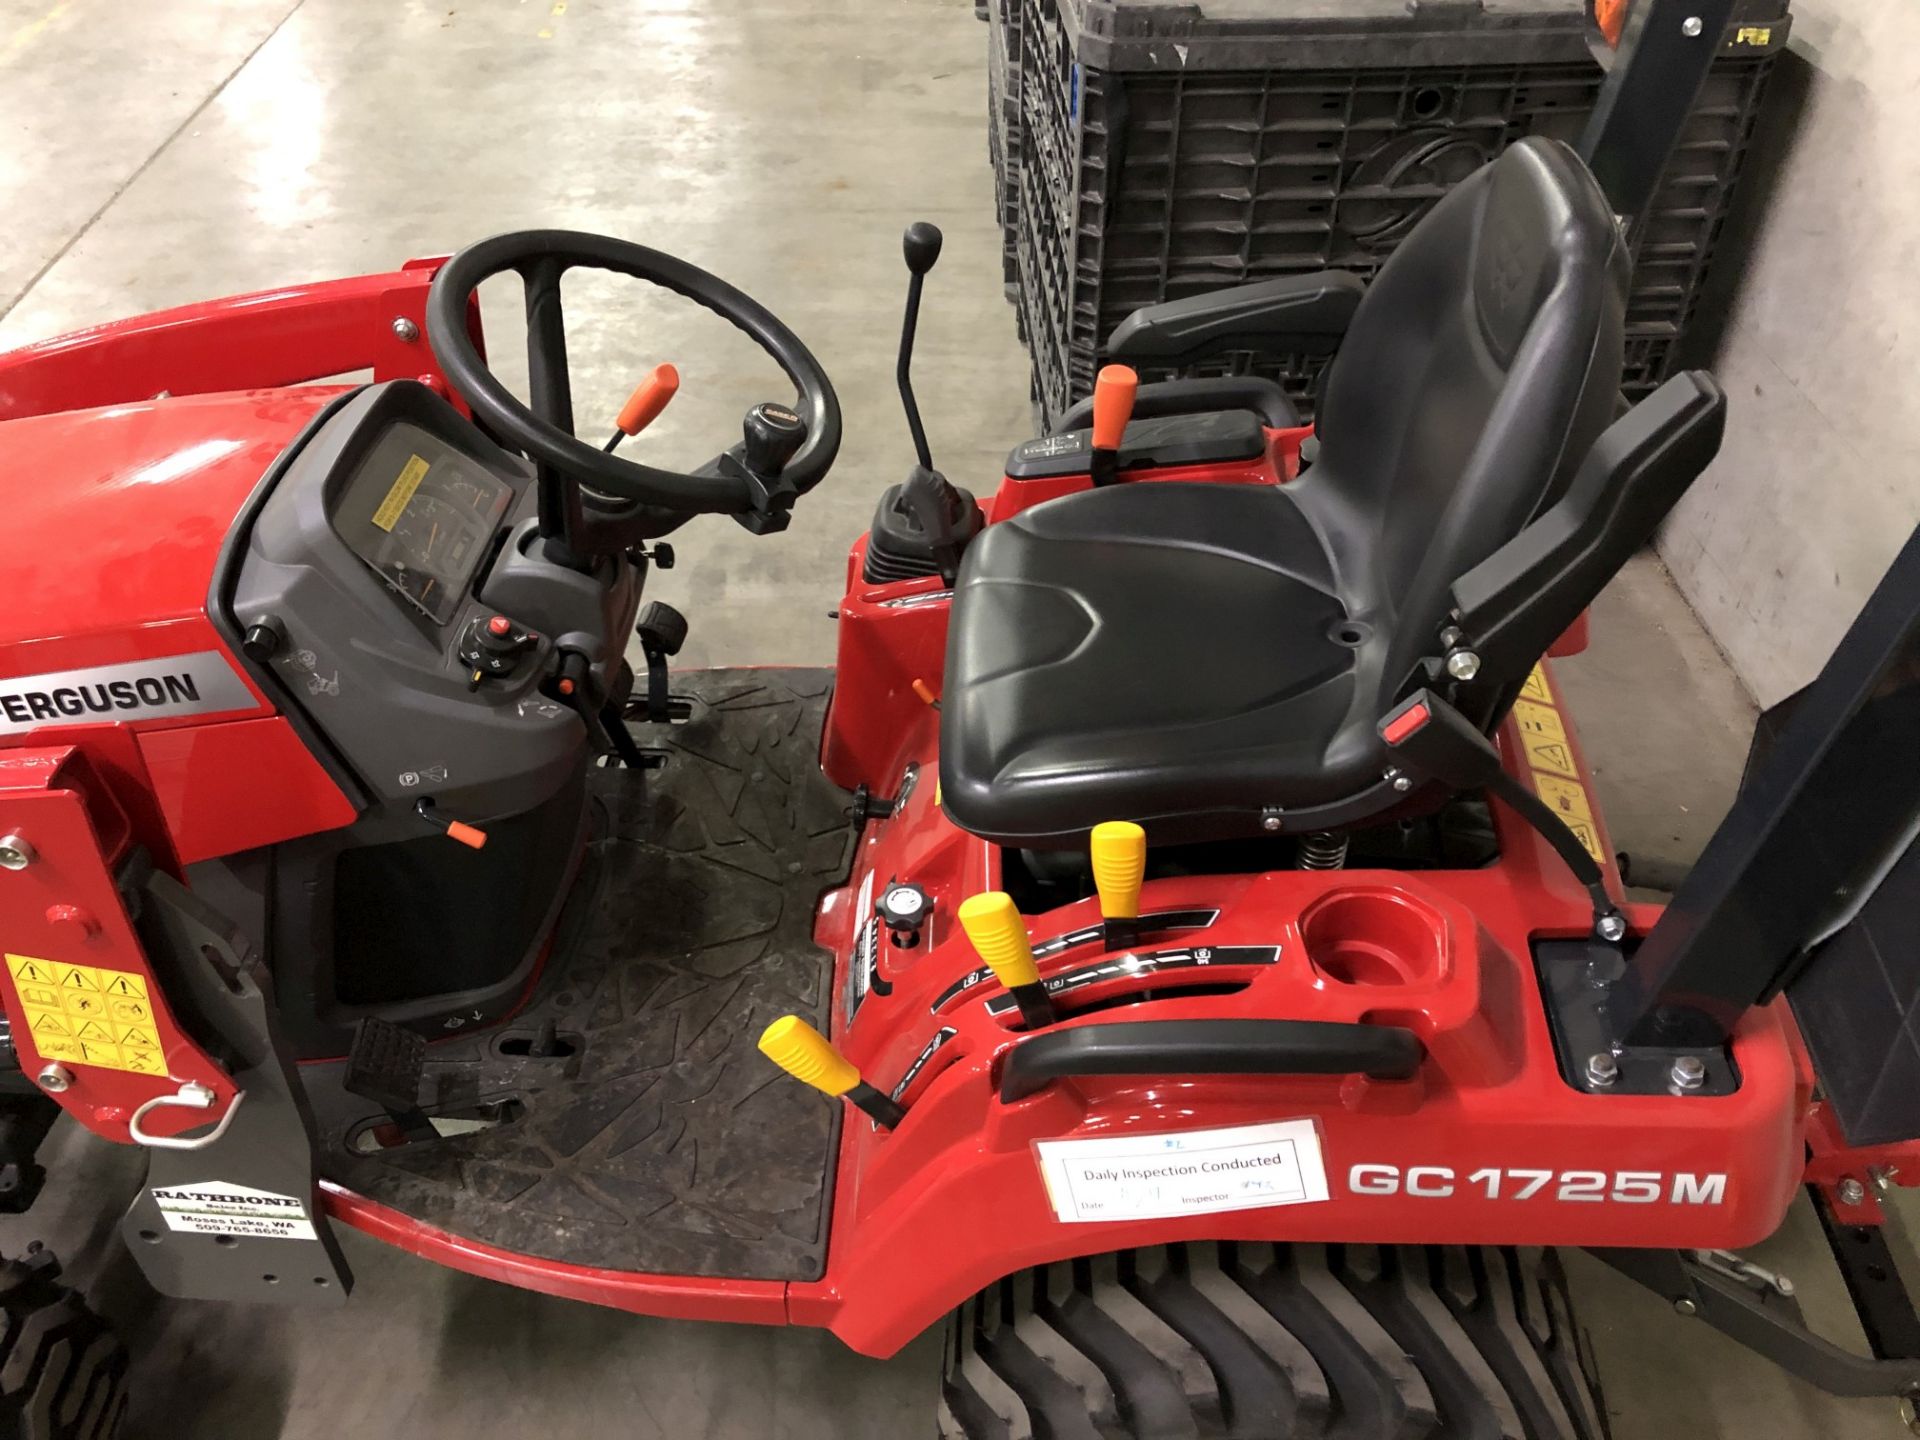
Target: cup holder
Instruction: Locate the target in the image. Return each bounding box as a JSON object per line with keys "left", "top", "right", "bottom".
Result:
{"left": 1300, "top": 889, "right": 1445, "bottom": 987}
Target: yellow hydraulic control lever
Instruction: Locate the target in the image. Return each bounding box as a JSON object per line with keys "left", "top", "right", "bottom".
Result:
{"left": 958, "top": 892, "right": 1056, "bottom": 1028}
{"left": 1091, "top": 820, "right": 1146, "bottom": 949}
{"left": 757, "top": 1015, "right": 906, "bottom": 1128}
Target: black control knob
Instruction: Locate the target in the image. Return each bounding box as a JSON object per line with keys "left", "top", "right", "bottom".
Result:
{"left": 476, "top": 614, "right": 523, "bottom": 654}
{"left": 241, "top": 616, "right": 285, "bottom": 664}
{"left": 903, "top": 221, "right": 943, "bottom": 276}
{"left": 458, "top": 614, "right": 538, "bottom": 689}
{"left": 742, "top": 403, "right": 807, "bottom": 478}
{"left": 878, "top": 881, "right": 932, "bottom": 948}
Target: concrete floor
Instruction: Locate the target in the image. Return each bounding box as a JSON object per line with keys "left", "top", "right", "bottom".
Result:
{"left": 0, "top": 0, "right": 1907, "bottom": 1435}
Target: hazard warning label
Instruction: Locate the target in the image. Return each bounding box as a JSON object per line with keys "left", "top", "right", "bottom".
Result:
{"left": 151, "top": 1181, "right": 318, "bottom": 1241}
{"left": 5, "top": 954, "right": 166, "bottom": 1075}
{"left": 1513, "top": 666, "right": 1606, "bottom": 864}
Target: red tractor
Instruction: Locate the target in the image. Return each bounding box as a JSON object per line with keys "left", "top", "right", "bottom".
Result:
{"left": 0, "top": 4, "right": 1917, "bottom": 1435}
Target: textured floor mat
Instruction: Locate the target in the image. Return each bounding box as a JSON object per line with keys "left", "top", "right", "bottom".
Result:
{"left": 307, "top": 669, "right": 852, "bottom": 1281}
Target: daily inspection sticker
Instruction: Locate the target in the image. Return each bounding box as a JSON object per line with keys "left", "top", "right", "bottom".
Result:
{"left": 1034, "top": 1119, "right": 1330, "bottom": 1223}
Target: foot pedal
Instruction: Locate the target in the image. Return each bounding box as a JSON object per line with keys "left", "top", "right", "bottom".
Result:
{"left": 344, "top": 1018, "right": 436, "bottom": 1142}
{"left": 636, "top": 602, "right": 694, "bottom": 723}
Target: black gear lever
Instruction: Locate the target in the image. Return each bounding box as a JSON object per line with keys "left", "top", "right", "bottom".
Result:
{"left": 898, "top": 221, "right": 942, "bottom": 472}
{"left": 875, "top": 221, "right": 982, "bottom": 586}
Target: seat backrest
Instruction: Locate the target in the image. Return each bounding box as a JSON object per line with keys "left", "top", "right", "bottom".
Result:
{"left": 1302, "top": 137, "right": 1629, "bottom": 716}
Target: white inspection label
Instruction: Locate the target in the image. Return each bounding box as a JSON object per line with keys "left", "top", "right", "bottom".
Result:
{"left": 151, "top": 1180, "right": 318, "bottom": 1241}
{"left": 1035, "top": 1119, "right": 1330, "bottom": 1224}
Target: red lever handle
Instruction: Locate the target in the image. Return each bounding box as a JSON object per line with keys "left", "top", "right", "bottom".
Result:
{"left": 616, "top": 363, "right": 681, "bottom": 436}
{"left": 1090, "top": 364, "right": 1138, "bottom": 451}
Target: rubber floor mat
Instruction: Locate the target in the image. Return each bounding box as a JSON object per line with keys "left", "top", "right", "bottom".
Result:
{"left": 307, "top": 669, "right": 852, "bottom": 1281}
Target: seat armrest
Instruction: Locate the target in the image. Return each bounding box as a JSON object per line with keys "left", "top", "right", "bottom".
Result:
{"left": 1053, "top": 374, "right": 1301, "bottom": 433}
{"left": 1105, "top": 272, "right": 1367, "bottom": 367}
{"left": 1448, "top": 370, "right": 1727, "bottom": 684}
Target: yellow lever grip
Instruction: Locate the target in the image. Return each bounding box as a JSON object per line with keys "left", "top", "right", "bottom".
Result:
{"left": 958, "top": 891, "right": 1039, "bottom": 988}
{"left": 1090, "top": 821, "right": 1147, "bottom": 920}
{"left": 758, "top": 1016, "right": 860, "bottom": 1097}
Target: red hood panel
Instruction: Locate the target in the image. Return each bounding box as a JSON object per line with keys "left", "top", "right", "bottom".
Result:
{"left": 0, "top": 388, "right": 342, "bottom": 671}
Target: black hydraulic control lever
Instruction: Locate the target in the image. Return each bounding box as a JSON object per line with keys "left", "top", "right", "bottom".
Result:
{"left": 898, "top": 221, "right": 942, "bottom": 471}
{"left": 884, "top": 221, "right": 979, "bottom": 585}
{"left": 1378, "top": 689, "right": 1625, "bottom": 941}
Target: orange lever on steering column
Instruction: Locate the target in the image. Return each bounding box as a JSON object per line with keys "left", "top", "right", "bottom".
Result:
{"left": 1090, "top": 364, "right": 1138, "bottom": 451}
{"left": 615, "top": 363, "right": 681, "bottom": 436}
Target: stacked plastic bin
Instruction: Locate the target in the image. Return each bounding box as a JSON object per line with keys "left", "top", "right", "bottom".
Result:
{"left": 986, "top": 0, "right": 1791, "bottom": 426}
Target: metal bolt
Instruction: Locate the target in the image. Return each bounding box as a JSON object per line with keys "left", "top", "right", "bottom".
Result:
{"left": 391, "top": 316, "right": 420, "bottom": 342}
{"left": 1595, "top": 912, "right": 1627, "bottom": 942}
{"left": 1389, "top": 770, "right": 1413, "bottom": 793}
{"left": 1682, "top": 14, "right": 1704, "bottom": 35}
{"left": 1671, "top": 1055, "right": 1707, "bottom": 1090}
{"left": 1260, "top": 807, "right": 1284, "bottom": 833}
{"left": 1439, "top": 626, "right": 1465, "bottom": 648}
{"left": 0, "top": 834, "right": 35, "bottom": 871}
{"left": 1586, "top": 1051, "right": 1620, "bottom": 1087}
{"left": 1673, "top": 1297, "right": 1698, "bottom": 1316}
{"left": 1445, "top": 648, "right": 1482, "bottom": 681}
{"left": 1774, "top": 1274, "right": 1796, "bottom": 1298}
{"left": 1839, "top": 1177, "right": 1867, "bottom": 1206}
{"left": 37, "top": 1064, "right": 71, "bottom": 1093}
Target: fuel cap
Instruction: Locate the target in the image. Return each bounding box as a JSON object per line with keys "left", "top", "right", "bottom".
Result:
{"left": 878, "top": 881, "right": 931, "bottom": 946}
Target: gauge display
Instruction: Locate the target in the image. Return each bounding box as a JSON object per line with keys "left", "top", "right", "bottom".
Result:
{"left": 333, "top": 425, "right": 513, "bottom": 624}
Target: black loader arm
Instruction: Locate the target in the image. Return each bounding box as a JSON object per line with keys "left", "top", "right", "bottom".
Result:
{"left": 1448, "top": 369, "right": 1727, "bottom": 685}
{"left": 1105, "top": 272, "right": 1367, "bottom": 369}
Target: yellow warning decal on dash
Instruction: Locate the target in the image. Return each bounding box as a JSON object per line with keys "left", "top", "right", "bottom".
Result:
{"left": 5, "top": 954, "right": 166, "bottom": 1075}
{"left": 1517, "top": 665, "right": 1606, "bottom": 865}
{"left": 372, "top": 454, "right": 430, "bottom": 532}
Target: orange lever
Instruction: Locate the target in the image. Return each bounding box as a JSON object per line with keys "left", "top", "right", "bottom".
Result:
{"left": 1090, "top": 364, "right": 1138, "bottom": 452}
{"left": 613, "top": 363, "right": 681, "bottom": 439}
{"left": 444, "top": 820, "right": 488, "bottom": 850}
{"left": 415, "top": 799, "right": 488, "bottom": 850}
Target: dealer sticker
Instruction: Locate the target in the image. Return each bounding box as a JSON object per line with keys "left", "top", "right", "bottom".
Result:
{"left": 1035, "top": 1119, "right": 1329, "bottom": 1224}
{"left": 151, "top": 1180, "right": 318, "bottom": 1241}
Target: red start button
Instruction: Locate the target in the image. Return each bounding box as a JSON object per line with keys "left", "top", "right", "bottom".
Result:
{"left": 487, "top": 615, "right": 512, "bottom": 637}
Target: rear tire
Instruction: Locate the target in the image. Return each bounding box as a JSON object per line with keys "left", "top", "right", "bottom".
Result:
{"left": 938, "top": 1243, "right": 1607, "bottom": 1440}
{"left": 0, "top": 1247, "right": 127, "bottom": 1440}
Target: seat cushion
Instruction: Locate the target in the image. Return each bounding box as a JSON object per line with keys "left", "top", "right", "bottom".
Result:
{"left": 940, "top": 482, "right": 1390, "bottom": 847}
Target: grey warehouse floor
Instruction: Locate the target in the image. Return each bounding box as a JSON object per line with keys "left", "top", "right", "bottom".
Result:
{"left": 0, "top": 0, "right": 1908, "bottom": 1435}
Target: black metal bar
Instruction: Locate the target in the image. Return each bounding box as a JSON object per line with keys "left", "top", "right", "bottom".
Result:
{"left": 1577, "top": 0, "right": 1740, "bottom": 223}
{"left": 1608, "top": 524, "right": 1920, "bottom": 1048}
{"left": 1810, "top": 1185, "right": 1920, "bottom": 1362}
{"left": 1592, "top": 1244, "right": 1920, "bottom": 1398}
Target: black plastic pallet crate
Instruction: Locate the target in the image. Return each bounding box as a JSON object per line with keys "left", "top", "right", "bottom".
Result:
{"left": 986, "top": 0, "right": 1026, "bottom": 296}
{"left": 1005, "top": 0, "right": 1791, "bottom": 425}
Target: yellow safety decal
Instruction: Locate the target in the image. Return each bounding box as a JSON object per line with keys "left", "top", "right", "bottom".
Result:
{"left": 1515, "top": 665, "right": 1607, "bottom": 865}
{"left": 1519, "top": 727, "right": 1580, "bottom": 780}
{"left": 372, "top": 454, "right": 430, "bottom": 533}
{"left": 5, "top": 954, "right": 166, "bottom": 1075}
{"left": 1511, "top": 698, "right": 1567, "bottom": 743}
{"left": 1734, "top": 25, "right": 1771, "bottom": 45}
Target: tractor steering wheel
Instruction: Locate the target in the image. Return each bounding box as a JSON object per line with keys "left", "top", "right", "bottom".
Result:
{"left": 425, "top": 230, "right": 841, "bottom": 539}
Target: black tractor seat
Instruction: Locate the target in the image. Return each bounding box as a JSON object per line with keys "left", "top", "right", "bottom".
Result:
{"left": 940, "top": 137, "right": 1716, "bottom": 850}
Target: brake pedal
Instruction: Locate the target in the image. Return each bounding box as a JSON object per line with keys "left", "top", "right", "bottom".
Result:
{"left": 344, "top": 1017, "right": 436, "bottom": 1142}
